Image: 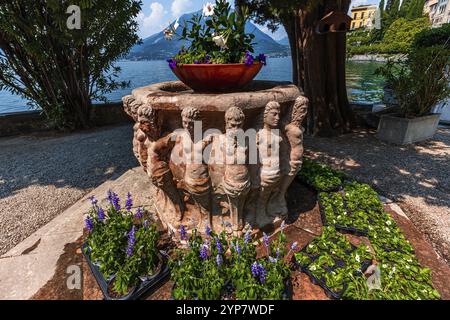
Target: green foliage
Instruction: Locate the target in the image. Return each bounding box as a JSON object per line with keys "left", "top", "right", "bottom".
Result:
{"left": 295, "top": 227, "right": 373, "bottom": 294}
{"left": 382, "top": 17, "right": 430, "bottom": 53}
{"left": 413, "top": 23, "right": 450, "bottom": 49}
{"left": 170, "top": 226, "right": 291, "bottom": 300}
{"left": 375, "top": 46, "right": 449, "bottom": 117}
{"left": 168, "top": 0, "right": 263, "bottom": 65}
{"left": 298, "top": 158, "right": 345, "bottom": 192}
{"left": 0, "top": 0, "right": 142, "bottom": 130}
{"left": 84, "top": 196, "right": 160, "bottom": 297}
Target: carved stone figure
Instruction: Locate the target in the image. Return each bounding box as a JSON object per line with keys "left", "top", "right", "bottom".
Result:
{"left": 276, "top": 96, "right": 309, "bottom": 218}
{"left": 135, "top": 105, "right": 160, "bottom": 172}
{"left": 176, "top": 107, "right": 213, "bottom": 227}
{"left": 147, "top": 133, "right": 185, "bottom": 222}
{"left": 256, "top": 101, "right": 283, "bottom": 224}
{"left": 221, "top": 107, "right": 251, "bottom": 232}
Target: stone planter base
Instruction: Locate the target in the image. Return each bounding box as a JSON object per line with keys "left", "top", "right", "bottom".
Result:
{"left": 377, "top": 114, "right": 441, "bottom": 145}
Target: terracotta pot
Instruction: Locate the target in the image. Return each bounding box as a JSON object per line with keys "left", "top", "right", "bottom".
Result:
{"left": 170, "top": 63, "right": 263, "bottom": 92}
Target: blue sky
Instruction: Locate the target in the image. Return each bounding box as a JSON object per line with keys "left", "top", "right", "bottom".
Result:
{"left": 136, "top": 0, "right": 382, "bottom": 40}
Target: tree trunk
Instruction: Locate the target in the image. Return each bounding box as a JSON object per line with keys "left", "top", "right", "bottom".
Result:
{"left": 283, "top": 1, "right": 355, "bottom": 136}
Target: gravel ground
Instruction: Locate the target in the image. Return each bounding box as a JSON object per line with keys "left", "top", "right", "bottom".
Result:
{"left": 304, "top": 128, "right": 450, "bottom": 264}
{"left": 0, "top": 124, "right": 138, "bottom": 255}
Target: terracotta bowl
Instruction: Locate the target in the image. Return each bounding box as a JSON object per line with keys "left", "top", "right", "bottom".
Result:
{"left": 170, "top": 63, "right": 263, "bottom": 92}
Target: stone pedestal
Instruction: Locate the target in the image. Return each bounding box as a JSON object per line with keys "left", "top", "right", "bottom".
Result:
{"left": 123, "top": 80, "right": 308, "bottom": 234}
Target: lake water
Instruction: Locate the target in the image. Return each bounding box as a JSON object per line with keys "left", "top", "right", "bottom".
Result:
{"left": 0, "top": 57, "right": 385, "bottom": 114}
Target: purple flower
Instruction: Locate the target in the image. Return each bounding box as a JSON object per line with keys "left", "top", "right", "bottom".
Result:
{"left": 244, "top": 230, "right": 251, "bottom": 244}
{"left": 143, "top": 220, "right": 149, "bottom": 228}
{"left": 244, "top": 51, "right": 254, "bottom": 66}
{"left": 180, "top": 225, "right": 187, "bottom": 241}
{"left": 85, "top": 217, "right": 94, "bottom": 232}
{"left": 167, "top": 58, "right": 177, "bottom": 69}
{"left": 291, "top": 242, "right": 298, "bottom": 251}
{"left": 216, "top": 254, "right": 223, "bottom": 266}
{"left": 97, "top": 207, "right": 105, "bottom": 221}
{"left": 236, "top": 242, "right": 241, "bottom": 255}
{"left": 125, "top": 192, "right": 133, "bottom": 211}
{"left": 258, "top": 53, "right": 267, "bottom": 66}
{"left": 89, "top": 196, "right": 98, "bottom": 206}
{"left": 135, "top": 207, "right": 143, "bottom": 219}
{"left": 251, "top": 262, "right": 267, "bottom": 284}
{"left": 258, "top": 264, "right": 267, "bottom": 284}
{"left": 205, "top": 55, "right": 211, "bottom": 63}
{"left": 200, "top": 243, "right": 209, "bottom": 260}
{"left": 280, "top": 221, "right": 286, "bottom": 231}
{"left": 194, "top": 60, "right": 200, "bottom": 64}
{"left": 215, "top": 237, "right": 222, "bottom": 254}
{"left": 276, "top": 247, "right": 280, "bottom": 259}
{"left": 251, "top": 262, "right": 259, "bottom": 277}
{"left": 263, "top": 232, "right": 270, "bottom": 247}
{"left": 205, "top": 225, "right": 211, "bottom": 237}
{"left": 107, "top": 190, "right": 121, "bottom": 211}
{"left": 126, "top": 226, "right": 136, "bottom": 257}
{"left": 268, "top": 256, "right": 277, "bottom": 263}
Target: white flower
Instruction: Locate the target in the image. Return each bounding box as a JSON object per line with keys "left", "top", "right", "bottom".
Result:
{"left": 407, "top": 258, "right": 412, "bottom": 263}
{"left": 164, "top": 28, "right": 174, "bottom": 40}
{"left": 309, "top": 244, "right": 314, "bottom": 249}
{"left": 343, "top": 211, "right": 348, "bottom": 215}
{"left": 203, "top": 2, "right": 215, "bottom": 16}
{"left": 386, "top": 220, "right": 392, "bottom": 226}
{"left": 382, "top": 264, "right": 387, "bottom": 269}
{"left": 385, "top": 227, "right": 390, "bottom": 233}
{"left": 406, "top": 265, "right": 410, "bottom": 269}
{"left": 212, "top": 34, "right": 227, "bottom": 49}
{"left": 355, "top": 254, "right": 360, "bottom": 263}
{"left": 310, "top": 265, "right": 317, "bottom": 271}
{"left": 173, "top": 18, "right": 180, "bottom": 31}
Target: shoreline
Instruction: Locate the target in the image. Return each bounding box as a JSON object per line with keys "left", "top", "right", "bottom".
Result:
{"left": 348, "top": 53, "right": 405, "bottom": 62}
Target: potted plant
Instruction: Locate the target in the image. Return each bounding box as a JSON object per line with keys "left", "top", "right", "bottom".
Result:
{"left": 164, "top": 0, "right": 266, "bottom": 92}
{"left": 375, "top": 46, "right": 449, "bottom": 144}
{"left": 83, "top": 191, "right": 168, "bottom": 300}
{"left": 170, "top": 224, "right": 292, "bottom": 300}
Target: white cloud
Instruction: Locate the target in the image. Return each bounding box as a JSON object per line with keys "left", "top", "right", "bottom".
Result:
{"left": 137, "top": 2, "right": 170, "bottom": 38}
{"left": 171, "top": 0, "right": 194, "bottom": 18}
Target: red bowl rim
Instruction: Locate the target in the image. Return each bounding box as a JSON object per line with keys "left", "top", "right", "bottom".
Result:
{"left": 174, "top": 62, "right": 262, "bottom": 67}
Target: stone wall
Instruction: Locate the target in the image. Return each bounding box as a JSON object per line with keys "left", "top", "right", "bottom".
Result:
{"left": 0, "top": 102, "right": 132, "bottom": 137}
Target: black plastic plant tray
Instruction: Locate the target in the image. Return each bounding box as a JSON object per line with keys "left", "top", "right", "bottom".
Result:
{"left": 82, "top": 243, "right": 170, "bottom": 300}
{"left": 318, "top": 194, "right": 369, "bottom": 237}
{"left": 294, "top": 242, "right": 372, "bottom": 300}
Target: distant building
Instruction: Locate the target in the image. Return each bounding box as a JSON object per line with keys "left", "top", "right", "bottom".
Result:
{"left": 424, "top": 0, "right": 450, "bottom": 27}
{"left": 350, "top": 4, "right": 378, "bottom": 30}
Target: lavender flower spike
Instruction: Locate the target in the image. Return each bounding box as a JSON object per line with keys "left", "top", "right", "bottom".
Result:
{"left": 215, "top": 237, "right": 222, "bottom": 254}
{"left": 216, "top": 254, "right": 223, "bottom": 266}
{"left": 126, "top": 226, "right": 136, "bottom": 257}
{"left": 135, "top": 207, "right": 144, "bottom": 219}
{"left": 263, "top": 232, "right": 270, "bottom": 247}
{"left": 125, "top": 192, "right": 133, "bottom": 211}
{"left": 200, "top": 243, "right": 209, "bottom": 260}
{"left": 97, "top": 207, "right": 105, "bottom": 221}
{"left": 291, "top": 242, "right": 298, "bottom": 251}
{"left": 85, "top": 217, "right": 94, "bottom": 232}
{"left": 180, "top": 225, "right": 187, "bottom": 241}
{"left": 89, "top": 196, "right": 98, "bottom": 206}
{"left": 205, "top": 225, "right": 212, "bottom": 237}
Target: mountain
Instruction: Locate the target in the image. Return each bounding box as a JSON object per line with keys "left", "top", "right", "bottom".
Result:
{"left": 127, "top": 11, "right": 290, "bottom": 61}
{"left": 277, "top": 36, "right": 290, "bottom": 46}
